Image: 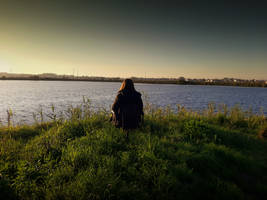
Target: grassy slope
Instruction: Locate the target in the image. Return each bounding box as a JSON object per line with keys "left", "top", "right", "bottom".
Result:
{"left": 0, "top": 105, "right": 267, "bottom": 200}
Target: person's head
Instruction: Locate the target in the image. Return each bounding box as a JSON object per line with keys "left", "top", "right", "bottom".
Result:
{"left": 119, "top": 79, "right": 136, "bottom": 92}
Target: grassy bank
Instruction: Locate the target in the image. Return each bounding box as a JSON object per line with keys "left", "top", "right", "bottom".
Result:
{"left": 1, "top": 103, "right": 267, "bottom": 200}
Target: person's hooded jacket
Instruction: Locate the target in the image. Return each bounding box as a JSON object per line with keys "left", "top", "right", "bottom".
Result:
{"left": 111, "top": 89, "right": 144, "bottom": 130}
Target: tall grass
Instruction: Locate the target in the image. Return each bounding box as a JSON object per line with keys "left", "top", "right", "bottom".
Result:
{"left": 0, "top": 101, "right": 267, "bottom": 200}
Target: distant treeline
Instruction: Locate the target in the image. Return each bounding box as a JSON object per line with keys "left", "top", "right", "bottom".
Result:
{"left": 0, "top": 74, "right": 266, "bottom": 87}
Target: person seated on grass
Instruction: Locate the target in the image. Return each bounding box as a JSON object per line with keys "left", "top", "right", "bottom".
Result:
{"left": 111, "top": 79, "right": 144, "bottom": 130}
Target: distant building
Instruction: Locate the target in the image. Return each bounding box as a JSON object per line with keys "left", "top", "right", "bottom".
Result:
{"left": 205, "top": 79, "right": 213, "bottom": 83}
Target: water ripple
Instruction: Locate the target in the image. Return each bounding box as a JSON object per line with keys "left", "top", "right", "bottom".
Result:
{"left": 0, "top": 80, "right": 266, "bottom": 124}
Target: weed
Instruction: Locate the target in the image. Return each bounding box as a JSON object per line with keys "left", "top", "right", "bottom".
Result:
{"left": 0, "top": 103, "right": 267, "bottom": 199}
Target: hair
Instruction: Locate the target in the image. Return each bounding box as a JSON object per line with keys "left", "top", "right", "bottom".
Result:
{"left": 119, "top": 79, "right": 136, "bottom": 92}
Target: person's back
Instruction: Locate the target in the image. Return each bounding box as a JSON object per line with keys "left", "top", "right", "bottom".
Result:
{"left": 112, "top": 79, "right": 144, "bottom": 130}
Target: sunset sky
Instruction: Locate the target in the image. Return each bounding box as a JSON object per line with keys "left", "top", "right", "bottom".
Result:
{"left": 0, "top": 0, "right": 266, "bottom": 79}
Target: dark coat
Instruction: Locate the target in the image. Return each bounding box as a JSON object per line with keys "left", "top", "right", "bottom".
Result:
{"left": 111, "top": 89, "right": 144, "bottom": 130}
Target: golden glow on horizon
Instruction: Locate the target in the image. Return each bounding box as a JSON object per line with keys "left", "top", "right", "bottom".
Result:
{"left": 0, "top": 22, "right": 266, "bottom": 79}
{"left": 0, "top": 60, "right": 10, "bottom": 72}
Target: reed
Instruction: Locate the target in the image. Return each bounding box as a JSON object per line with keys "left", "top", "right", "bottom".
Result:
{"left": 6, "top": 109, "right": 13, "bottom": 128}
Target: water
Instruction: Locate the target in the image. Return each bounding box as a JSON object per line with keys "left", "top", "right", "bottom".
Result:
{"left": 0, "top": 80, "right": 266, "bottom": 124}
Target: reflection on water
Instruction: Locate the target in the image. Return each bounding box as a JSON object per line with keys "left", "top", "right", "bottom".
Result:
{"left": 0, "top": 80, "right": 266, "bottom": 124}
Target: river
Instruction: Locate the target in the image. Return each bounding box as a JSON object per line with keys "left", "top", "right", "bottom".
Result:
{"left": 0, "top": 80, "right": 266, "bottom": 124}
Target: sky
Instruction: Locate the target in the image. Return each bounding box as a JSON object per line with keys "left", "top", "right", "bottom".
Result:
{"left": 0, "top": 0, "right": 267, "bottom": 79}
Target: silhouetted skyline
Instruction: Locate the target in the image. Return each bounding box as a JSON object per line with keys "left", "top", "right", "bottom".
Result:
{"left": 0, "top": 0, "right": 266, "bottom": 79}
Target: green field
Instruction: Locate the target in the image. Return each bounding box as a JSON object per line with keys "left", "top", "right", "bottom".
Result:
{"left": 1, "top": 102, "right": 267, "bottom": 200}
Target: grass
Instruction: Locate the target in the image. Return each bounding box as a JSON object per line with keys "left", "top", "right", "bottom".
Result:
{"left": 0, "top": 102, "right": 267, "bottom": 200}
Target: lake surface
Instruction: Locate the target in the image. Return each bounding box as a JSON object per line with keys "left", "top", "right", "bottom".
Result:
{"left": 0, "top": 80, "right": 266, "bottom": 124}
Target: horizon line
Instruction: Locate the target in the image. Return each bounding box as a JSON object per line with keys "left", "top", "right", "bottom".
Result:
{"left": 0, "top": 72, "right": 266, "bottom": 81}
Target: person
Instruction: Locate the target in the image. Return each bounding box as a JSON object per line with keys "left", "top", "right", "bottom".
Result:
{"left": 111, "top": 79, "right": 144, "bottom": 130}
